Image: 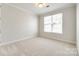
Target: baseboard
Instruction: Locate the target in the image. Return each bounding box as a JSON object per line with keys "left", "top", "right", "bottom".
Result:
{"left": 0, "top": 35, "right": 37, "bottom": 46}
{"left": 40, "top": 36, "right": 76, "bottom": 45}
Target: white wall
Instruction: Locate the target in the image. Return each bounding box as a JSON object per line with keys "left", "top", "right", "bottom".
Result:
{"left": 77, "top": 4, "right": 79, "bottom": 54}
{"left": 39, "top": 6, "right": 76, "bottom": 44}
{"left": 0, "top": 4, "right": 1, "bottom": 42}
{"left": 1, "top": 4, "right": 38, "bottom": 43}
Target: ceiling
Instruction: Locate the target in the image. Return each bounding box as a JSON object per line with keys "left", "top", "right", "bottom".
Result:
{"left": 8, "top": 3, "right": 76, "bottom": 15}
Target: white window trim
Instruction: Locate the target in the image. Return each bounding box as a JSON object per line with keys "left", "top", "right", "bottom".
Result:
{"left": 44, "top": 13, "right": 63, "bottom": 34}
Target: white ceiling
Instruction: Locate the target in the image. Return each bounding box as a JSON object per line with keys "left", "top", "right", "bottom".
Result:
{"left": 8, "top": 3, "right": 76, "bottom": 15}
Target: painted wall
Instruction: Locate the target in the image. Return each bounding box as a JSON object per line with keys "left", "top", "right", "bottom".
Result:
{"left": 39, "top": 6, "right": 76, "bottom": 44}
{"left": 1, "top": 4, "right": 38, "bottom": 43}
{"left": 0, "top": 4, "right": 1, "bottom": 42}
{"left": 77, "top": 4, "right": 79, "bottom": 54}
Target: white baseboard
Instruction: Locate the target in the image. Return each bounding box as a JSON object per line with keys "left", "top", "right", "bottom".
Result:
{"left": 40, "top": 36, "right": 76, "bottom": 45}
{"left": 0, "top": 35, "right": 37, "bottom": 46}
{"left": 0, "top": 35, "right": 76, "bottom": 46}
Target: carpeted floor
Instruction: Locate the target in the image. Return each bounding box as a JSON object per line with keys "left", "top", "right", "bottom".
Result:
{"left": 0, "top": 37, "right": 78, "bottom": 56}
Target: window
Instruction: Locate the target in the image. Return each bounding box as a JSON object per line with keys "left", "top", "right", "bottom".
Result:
{"left": 44, "top": 13, "right": 63, "bottom": 34}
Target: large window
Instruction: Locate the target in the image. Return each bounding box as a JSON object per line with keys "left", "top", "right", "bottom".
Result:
{"left": 44, "top": 13, "right": 63, "bottom": 34}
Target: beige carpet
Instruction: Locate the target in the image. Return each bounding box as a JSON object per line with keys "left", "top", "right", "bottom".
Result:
{"left": 0, "top": 37, "right": 78, "bottom": 56}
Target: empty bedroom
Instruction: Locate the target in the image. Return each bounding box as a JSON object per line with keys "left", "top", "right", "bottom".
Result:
{"left": 0, "top": 3, "right": 79, "bottom": 56}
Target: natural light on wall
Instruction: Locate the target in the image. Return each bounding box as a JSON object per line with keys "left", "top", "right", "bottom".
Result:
{"left": 44, "top": 13, "right": 63, "bottom": 34}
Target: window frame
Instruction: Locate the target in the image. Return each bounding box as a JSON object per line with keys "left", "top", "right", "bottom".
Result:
{"left": 44, "top": 13, "right": 63, "bottom": 34}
